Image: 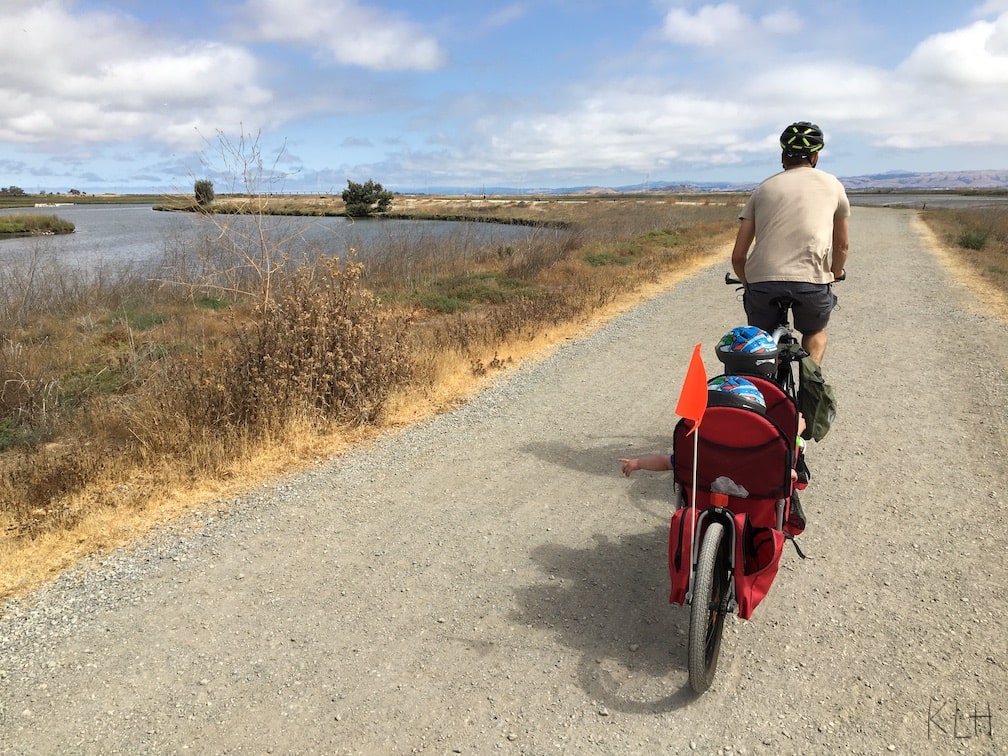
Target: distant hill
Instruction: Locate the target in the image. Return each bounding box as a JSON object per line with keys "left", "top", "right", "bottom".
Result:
{"left": 612, "top": 170, "right": 1008, "bottom": 194}
{"left": 400, "top": 170, "right": 1008, "bottom": 197}
{"left": 837, "top": 169, "right": 1008, "bottom": 191}
{"left": 558, "top": 170, "right": 1008, "bottom": 195}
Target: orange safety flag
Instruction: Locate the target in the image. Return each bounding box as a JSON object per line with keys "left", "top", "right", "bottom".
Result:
{"left": 675, "top": 343, "right": 708, "bottom": 433}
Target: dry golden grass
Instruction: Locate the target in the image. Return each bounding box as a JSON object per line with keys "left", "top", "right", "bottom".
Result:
{"left": 0, "top": 196, "right": 741, "bottom": 604}
{"left": 917, "top": 207, "right": 1008, "bottom": 321}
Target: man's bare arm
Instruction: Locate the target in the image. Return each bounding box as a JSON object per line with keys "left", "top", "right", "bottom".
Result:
{"left": 831, "top": 216, "right": 849, "bottom": 279}
{"left": 731, "top": 218, "right": 756, "bottom": 283}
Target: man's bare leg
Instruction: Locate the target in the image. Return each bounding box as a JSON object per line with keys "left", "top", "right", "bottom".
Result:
{"left": 803, "top": 329, "right": 827, "bottom": 366}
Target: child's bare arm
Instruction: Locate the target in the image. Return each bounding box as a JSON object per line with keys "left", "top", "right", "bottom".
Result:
{"left": 620, "top": 454, "right": 673, "bottom": 477}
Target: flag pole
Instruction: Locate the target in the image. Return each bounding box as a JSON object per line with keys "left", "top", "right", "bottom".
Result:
{"left": 690, "top": 419, "right": 699, "bottom": 577}
{"left": 675, "top": 343, "right": 708, "bottom": 599}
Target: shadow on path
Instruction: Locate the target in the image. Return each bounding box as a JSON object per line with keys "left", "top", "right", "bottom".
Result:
{"left": 524, "top": 436, "right": 677, "bottom": 519}
{"left": 512, "top": 522, "right": 697, "bottom": 713}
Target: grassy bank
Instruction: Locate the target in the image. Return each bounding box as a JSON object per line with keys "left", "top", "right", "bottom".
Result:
{"left": 0, "top": 213, "right": 75, "bottom": 236}
{"left": 0, "top": 194, "right": 171, "bottom": 210}
{"left": 919, "top": 206, "right": 1008, "bottom": 298}
{"left": 0, "top": 195, "right": 740, "bottom": 599}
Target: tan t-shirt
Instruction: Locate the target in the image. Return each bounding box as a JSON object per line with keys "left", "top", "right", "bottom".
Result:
{"left": 739, "top": 166, "right": 850, "bottom": 284}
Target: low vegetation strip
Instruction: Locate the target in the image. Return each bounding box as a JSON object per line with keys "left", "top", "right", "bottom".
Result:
{"left": 0, "top": 213, "right": 74, "bottom": 236}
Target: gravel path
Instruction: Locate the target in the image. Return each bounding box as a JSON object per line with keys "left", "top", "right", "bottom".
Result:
{"left": 1, "top": 207, "right": 1005, "bottom": 755}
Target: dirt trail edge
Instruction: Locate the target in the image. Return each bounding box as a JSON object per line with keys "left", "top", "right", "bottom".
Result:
{"left": 2, "top": 208, "right": 1005, "bottom": 755}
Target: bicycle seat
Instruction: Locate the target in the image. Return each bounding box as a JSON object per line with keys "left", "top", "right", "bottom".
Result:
{"left": 768, "top": 295, "right": 798, "bottom": 310}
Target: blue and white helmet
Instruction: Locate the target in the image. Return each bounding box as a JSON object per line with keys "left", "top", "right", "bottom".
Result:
{"left": 716, "top": 325, "right": 779, "bottom": 377}
{"left": 707, "top": 375, "right": 766, "bottom": 414}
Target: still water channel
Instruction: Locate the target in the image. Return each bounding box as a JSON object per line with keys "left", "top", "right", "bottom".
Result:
{"left": 0, "top": 204, "right": 546, "bottom": 273}
{"left": 848, "top": 193, "right": 1008, "bottom": 209}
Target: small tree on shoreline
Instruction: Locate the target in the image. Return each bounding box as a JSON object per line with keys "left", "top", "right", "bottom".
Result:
{"left": 194, "top": 178, "right": 215, "bottom": 207}
{"left": 342, "top": 179, "right": 393, "bottom": 217}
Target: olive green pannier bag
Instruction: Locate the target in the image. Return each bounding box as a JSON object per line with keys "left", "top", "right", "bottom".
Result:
{"left": 797, "top": 354, "right": 836, "bottom": 442}
{"left": 775, "top": 342, "right": 836, "bottom": 442}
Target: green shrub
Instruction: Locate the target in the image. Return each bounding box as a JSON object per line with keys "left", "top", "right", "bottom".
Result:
{"left": 60, "top": 365, "right": 131, "bottom": 403}
{"left": 342, "top": 179, "right": 393, "bottom": 217}
{"left": 642, "top": 229, "right": 686, "bottom": 246}
{"left": 416, "top": 294, "right": 470, "bottom": 314}
{"left": 194, "top": 179, "right": 215, "bottom": 207}
{"left": 396, "top": 272, "right": 536, "bottom": 313}
{"left": 438, "top": 272, "right": 533, "bottom": 303}
{"left": 0, "top": 417, "right": 19, "bottom": 452}
{"left": 957, "top": 230, "right": 989, "bottom": 250}
{"left": 117, "top": 307, "right": 167, "bottom": 330}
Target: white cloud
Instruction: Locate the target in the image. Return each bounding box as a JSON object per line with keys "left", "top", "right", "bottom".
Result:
{"left": 660, "top": 3, "right": 802, "bottom": 47}
{"left": 661, "top": 4, "right": 747, "bottom": 46}
{"left": 242, "top": 0, "right": 446, "bottom": 71}
{"left": 707, "top": 13, "right": 1008, "bottom": 151}
{"left": 899, "top": 13, "right": 1008, "bottom": 86}
{"left": 473, "top": 85, "right": 753, "bottom": 180}
{"left": 0, "top": 3, "right": 272, "bottom": 150}
{"left": 986, "top": 10, "right": 1008, "bottom": 53}
{"left": 859, "top": 13, "right": 1008, "bottom": 149}
{"left": 439, "top": 7, "right": 1008, "bottom": 183}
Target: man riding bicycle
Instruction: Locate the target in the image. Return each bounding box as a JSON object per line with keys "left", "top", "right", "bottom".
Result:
{"left": 730, "top": 121, "right": 850, "bottom": 366}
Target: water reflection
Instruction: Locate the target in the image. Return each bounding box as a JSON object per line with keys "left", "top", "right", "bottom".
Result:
{"left": 0, "top": 204, "right": 544, "bottom": 274}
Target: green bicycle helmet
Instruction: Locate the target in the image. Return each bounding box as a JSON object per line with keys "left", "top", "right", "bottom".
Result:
{"left": 780, "top": 121, "right": 824, "bottom": 159}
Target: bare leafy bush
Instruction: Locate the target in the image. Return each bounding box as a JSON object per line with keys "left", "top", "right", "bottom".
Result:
{"left": 1, "top": 255, "right": 413, "bottom": 536}
{"left": 195, "top": 257, "right": 412, "bottom": 431}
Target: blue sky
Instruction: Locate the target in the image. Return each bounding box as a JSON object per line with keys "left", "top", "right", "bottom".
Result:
{"left": 2, "top": 0, "right": 1007, "bottom": 193}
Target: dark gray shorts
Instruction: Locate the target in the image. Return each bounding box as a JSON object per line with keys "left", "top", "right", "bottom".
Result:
{"left": 743, "top": 281, "right": 837, "bottom": 335}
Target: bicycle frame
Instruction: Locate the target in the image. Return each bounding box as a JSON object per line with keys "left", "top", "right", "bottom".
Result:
{"left": 724, "top": 272, "right": 804, "bottom": 402}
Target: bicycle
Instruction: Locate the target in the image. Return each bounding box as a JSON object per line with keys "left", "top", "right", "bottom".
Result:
{"left": 724, "top": 271, "right": 808, "bottom": 398}
{"left": 668, "top": 274, "right": 815, "bottom": 694}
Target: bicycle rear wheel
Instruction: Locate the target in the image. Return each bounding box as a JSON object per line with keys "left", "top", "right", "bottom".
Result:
{"left": 687, "top": 520, "right": 732, "bottom": 694}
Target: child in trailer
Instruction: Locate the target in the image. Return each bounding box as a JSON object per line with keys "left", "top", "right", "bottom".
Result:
{"left": 621, "top": 375, "right": 802, "bottom": 484}
{"left": 622, "top": 326, "right": 810, "bottom": 476}
{"left": 620, "top": 368, "right": 809, "bottom": 531}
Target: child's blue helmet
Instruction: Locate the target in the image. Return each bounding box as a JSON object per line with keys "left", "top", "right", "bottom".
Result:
{"left": 707, "top": 375, "right": 766, "bottom": 413}
{"left": 716, "top": 325, "right": 779, "bottom": 376}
